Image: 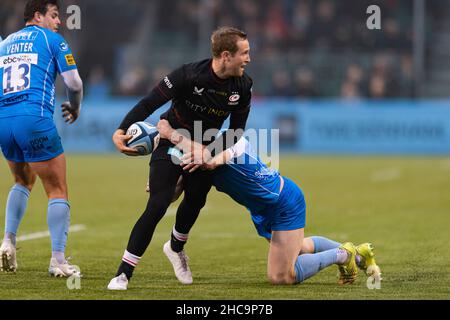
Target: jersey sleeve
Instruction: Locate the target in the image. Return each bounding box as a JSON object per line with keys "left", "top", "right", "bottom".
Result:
{"left": 229, "top": 77, "right": 252, "bottom": 130}
{"left": 227, "top": 137, "right": 249, "bottom": 160}
{"left": 50, "top": 33, "right": 78, "bottom": 74}
{"left": 241, "top": 77, "right": 253, "bottom": 109}
{"left": 154, "top": 65, "right": 187, "bottom": 100}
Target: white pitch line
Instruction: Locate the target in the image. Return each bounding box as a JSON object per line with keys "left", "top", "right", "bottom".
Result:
{"left": 371, "top": 168, "right": 401, "bottom": 182}
{"left": 16, "top": 224, "right": 86, "bottom": 242}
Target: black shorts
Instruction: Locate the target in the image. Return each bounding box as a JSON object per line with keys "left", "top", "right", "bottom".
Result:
{"left": 150, "top": 138, "right": 176, "bottom": 163}
{"left": 149, "top": 138, "right": 213, "bottom": 197}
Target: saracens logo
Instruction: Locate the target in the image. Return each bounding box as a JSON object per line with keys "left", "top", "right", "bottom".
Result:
{"left": 229, "top": 94, "right": 240, "bottom": 102}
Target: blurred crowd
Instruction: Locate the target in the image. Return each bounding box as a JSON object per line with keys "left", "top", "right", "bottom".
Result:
{"left": 1, "top": 0, "right": 419, "bottom": 99}
{"left": 152, "top": 0, "right": 414, "bottom": 99}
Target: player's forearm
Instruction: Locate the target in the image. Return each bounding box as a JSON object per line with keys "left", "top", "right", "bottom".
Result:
{"left": 206, "top": 149, "right": 232, "bottom": 169}
{"left": 170, "top": 127, "right": 231, "bottom": 168}
{"left": 61, "top": 69, "right": 83, "bottom": 111}
{"left": 66, "top": 87, "right": 83, "bottom": 111}
{"left": 168, "top": 128, "right": 204, "bottom": 154}
{"left": 206, "top": 129, "right": 241, "bottom": 156}
{"left": 118, "top": 88, "right": 169, "bottom": 131}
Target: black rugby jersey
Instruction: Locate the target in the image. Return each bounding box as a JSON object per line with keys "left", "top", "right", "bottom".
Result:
{"left": 119, "top": 59, "right": 253, "bottom": 145}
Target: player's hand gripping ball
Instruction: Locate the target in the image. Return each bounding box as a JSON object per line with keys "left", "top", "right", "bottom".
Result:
{"left": 126, "top": 122, "right": 160, "bottom": 156}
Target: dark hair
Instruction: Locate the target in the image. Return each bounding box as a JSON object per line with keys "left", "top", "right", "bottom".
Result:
{"left": 24, "top": 0, "right": 59, "bottom": 22}
{"left": 211, "top": 26, "right": 247, "bottom": 58}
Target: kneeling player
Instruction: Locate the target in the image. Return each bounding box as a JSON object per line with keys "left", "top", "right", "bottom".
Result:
{"left": 109, "top": 120, "right": 381, "bottom": 289}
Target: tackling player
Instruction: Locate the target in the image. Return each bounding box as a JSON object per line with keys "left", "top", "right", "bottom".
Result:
{"left": 0, "top": 0, "right": 83, "bottom": 277}
{"left": 149, "top": 120, "right": 382, "bottom": 287}
{"left": 108, "top": 27, "right": 252, "bottom": 289}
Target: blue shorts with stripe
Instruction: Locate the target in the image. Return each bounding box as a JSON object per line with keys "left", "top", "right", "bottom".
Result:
{"left": 251, "top": 177, "right": 306, "bottom": 239}
{"left": 0, "top": 115, "right": 64, "bottom": 163}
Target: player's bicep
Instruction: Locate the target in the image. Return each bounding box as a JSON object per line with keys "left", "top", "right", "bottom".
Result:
{"left": 230, "top": 84, "right": 252, "bottom": 130}
{"left": 229, "top": 105, "right": 250, "bottom": 130}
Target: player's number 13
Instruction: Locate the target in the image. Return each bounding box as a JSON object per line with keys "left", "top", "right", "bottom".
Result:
{"left": 3, "top": 63, "right": 31, "bottom": 95}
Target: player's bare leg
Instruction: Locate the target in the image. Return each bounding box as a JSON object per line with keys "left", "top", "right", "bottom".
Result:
{"left": 29, "top": 154, "right": 68, "bottom": 200}
{"left": 267, "top": 229, "right": 304, "bottom": 285}
{"left": 7, "top": 161, "right": 37, "bottom": 191}
{"left": 268, "top": 229, "right": 358, "bottom": 285}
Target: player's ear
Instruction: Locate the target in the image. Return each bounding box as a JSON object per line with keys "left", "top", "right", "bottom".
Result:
{"left": 222, "top": 51, "right": 232, "bottom": 62}
{"left": 33, "top": 11, "right": 44, "bottom": 23}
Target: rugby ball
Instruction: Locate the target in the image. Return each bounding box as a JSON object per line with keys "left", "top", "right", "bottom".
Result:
{"left": 126, "top": 122, "right": 160, "bottom": 156}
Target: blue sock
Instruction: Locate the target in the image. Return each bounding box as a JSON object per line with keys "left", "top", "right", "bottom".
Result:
{"left": 4, "top": 184, "right": 30, "bottom": 245}
{"left": 294, "top": 248, "right": 339, "bottom": 283}
{"left": 311, "top": 236, "right": 341, "bottom": 253}
{"left": 47, "top": 199, "right": 70, "bottom": 253}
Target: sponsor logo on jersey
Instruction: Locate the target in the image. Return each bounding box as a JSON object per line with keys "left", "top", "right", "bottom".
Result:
{"left": 164, "top": 76, "right": 173, "bottom": 89}
{"left": 30, "top": 135, "right": 49, "bottom": 151}
{"left": 185, "top": 99, "right": 230, "bottom": 118}
{"left": 11, "top": 31, "right": 38, "bottom": 42}
{"left": 185, "top": 99, "right": 207, "bottom": 113}
{"left": 207, "top": 107, "right": 230, "bottom": 117}
{"left": 1, "top": 53, "right": 38, "bottom": 66}
{"left": 207, "top": 89, "right": 228, "bottom": 97}
{"left": 193, "top": 86, "right": 205, "bottom": 96}
{"left": 59, "top": 42, "right": 69, "bottom": 51}
{"left": 65, "top": 54, "right": 76, "bottom": 66}
{"left": 1, "top": 94, "right": 29, "bottom": 105}
{"left": 255, "top": 167, "right": 278, "bottom": 180}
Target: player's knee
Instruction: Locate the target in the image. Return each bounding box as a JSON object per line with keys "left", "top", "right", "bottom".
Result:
{"left": 15, "top": 181, "right": 34, "bottom": 192}
{"left": 184, "top": 193, "right": 207, "bottom": 210}
{"left": 267, "top": 271, "right": 294, "bottom": 285}
{"left": 300, "top": 238, "right": 315, "bottom": 254}
{"left": 13, "top": 176, "right": 35, "bottom": 191}
{"left": 46, "top": 187, "right": 68, "bottom": 200}
{"left": 147, "top": 193, "right": 173, "bottom": 213}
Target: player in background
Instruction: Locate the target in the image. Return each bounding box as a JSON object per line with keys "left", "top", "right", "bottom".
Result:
{"left": 0, "top": 0, "right": 83, "bottom": 277}
{"left": 107, "top": 27, "right": 252, "bottom": 290}
{"left": 153, "top": 119, "right": 382, "bottom": 287}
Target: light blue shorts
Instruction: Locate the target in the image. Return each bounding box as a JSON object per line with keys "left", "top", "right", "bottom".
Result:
{"left": 251, "top": 177, "right": 306, "bottom": 239}
{"left": 0, "top": 116, "right": 64, "bottom": 163}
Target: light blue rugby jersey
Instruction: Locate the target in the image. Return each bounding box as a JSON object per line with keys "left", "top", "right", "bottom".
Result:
{"left": 213, "top": 137, "right": 282, "bottom": 214}
{"left": 0, "top": 25, "right": 77, "bottom": 118}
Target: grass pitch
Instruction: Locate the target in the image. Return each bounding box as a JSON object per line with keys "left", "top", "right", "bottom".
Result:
{"left": 0, "top": 155, "right": 449, "bottom": 300}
